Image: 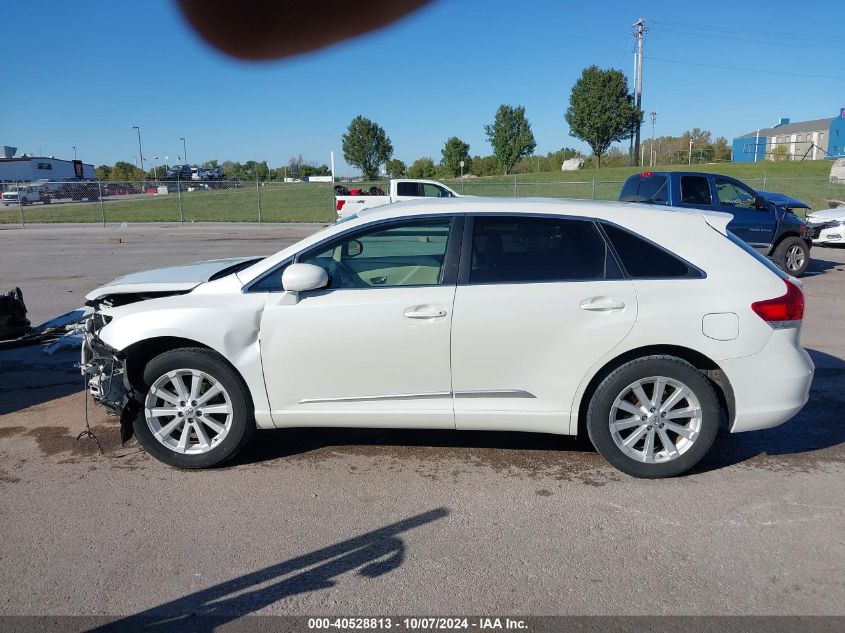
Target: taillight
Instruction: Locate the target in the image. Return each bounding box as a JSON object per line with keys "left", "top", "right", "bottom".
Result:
{"left": 336, "top": 199, "right": 346, "bottom": 212}
{"left": 751, "top": 280, "right": 804, "bottom": 323}
{"left": 640, "top": 171, "right": 653, "bottom": 178}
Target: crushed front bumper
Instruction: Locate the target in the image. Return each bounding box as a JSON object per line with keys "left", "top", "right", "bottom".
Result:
{"left": 80, "top": 314, "right": 137, "bottom": 441}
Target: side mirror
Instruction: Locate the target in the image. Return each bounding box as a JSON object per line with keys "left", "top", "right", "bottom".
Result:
{"left": 282, "top": 263, "right": 328, "bottom": 292}
{"left": 753, "top": 195, "right": 768, "bottom": 210}
{"left": 346, "top": 239, "right": 364, "bottom": 257}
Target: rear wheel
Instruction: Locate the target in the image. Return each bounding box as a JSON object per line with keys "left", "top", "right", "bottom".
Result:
{"left": 774, "top": 236, "right": 809, "bottom": 277}
{"left": 133, "top": 348, "right": 255, "bottom": 468}
{"left": 586, "top": 356, "right": 719, "bottom": 478}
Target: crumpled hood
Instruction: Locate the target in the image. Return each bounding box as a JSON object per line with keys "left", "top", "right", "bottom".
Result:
{"left": 757, "top": 191, "right": 810, "bottom": 210}
{"left": 85, "top": 257, "right": 258, "bottom": 301}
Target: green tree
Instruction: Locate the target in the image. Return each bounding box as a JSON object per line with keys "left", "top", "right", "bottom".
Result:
{"left": 95, "top": 165, "right": 112, "bottom": 180}
{"left": 441, "top": 137, "right": 471, "bottom": 177}
{"left": 484, "top": 105, "right": 536, "bottom": 175}
{"left": 110, "top": 161, "right": 145, "bottom": 181}
{"left": 342, "top": 115, "right": 393, "bottom": 179}
{"left": 385, "top": 158, "right": 406, "bottom": 178}
{"left": 407, "top": 157, "right": 436, "bottom": 179}
{"left": 565, "top": 66, "right": 641, "bottom": 168}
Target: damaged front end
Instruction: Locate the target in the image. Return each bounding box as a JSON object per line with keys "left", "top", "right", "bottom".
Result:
{"left": 79, "top": 312, "right": 138, "bottom": 442}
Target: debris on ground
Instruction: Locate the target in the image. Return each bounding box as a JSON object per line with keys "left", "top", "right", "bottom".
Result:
{"left": 0, "top": 290, "right": 90, "bottom": 350}
{"left": 0, "top": 287, "right": 30, "bottom": 340}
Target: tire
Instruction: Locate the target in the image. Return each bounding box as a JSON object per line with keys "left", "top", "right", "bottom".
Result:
{"left": 773, "top": 236, "right": 809, "bottom": 277}
{"left": 586, "top": 355, "right": 720, "bottom": 478}
{"left": 20, "top": 197, "right": 28, "bottom": 206}
{"left": 43, "top": 197, "right": 51, "bottom": 205}
{"left": 133, "top": 347, "right": 255, "bottom": 468}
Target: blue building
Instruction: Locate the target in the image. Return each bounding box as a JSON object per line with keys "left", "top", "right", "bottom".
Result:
{"left": 732, "top": 109, "right": 845, "bottom": 162}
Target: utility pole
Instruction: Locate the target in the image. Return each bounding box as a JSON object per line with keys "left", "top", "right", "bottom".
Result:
{"left": 632, "top": 18, "right": 646, "bottom": 166}
{"left": 72, "top": 146, "right": 77, "bottom": 160}
{"left": 649, "top": 112, "right": 657, "bottom": 167}
{"left": 688, "top": 139, "right": 693, "bottom": 165}
{"left": 133, "top": 126, "right": 144, "bottom": 174}
{"left": 180, "top": 137, "right": 187, "bottom": 166}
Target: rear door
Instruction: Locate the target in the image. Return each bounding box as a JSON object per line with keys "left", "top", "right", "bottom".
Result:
{"left": 714, "top": 176, "right": 776, "bottom": 249}
{"left": 450, "top": 214, "right": 637, "bottom": 435}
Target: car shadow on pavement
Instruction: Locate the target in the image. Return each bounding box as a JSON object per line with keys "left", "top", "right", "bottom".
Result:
{"left": 231, "top": 349, "right": 844, "bottom": 477}
{"left": 803, "top": 254, "right": 844, "bottom": 277}
{"left": 86, "top": 508, "right": 449, "bottom": 633}
{"left": 0, "top": 347, "right": 81, "bottom": 416}
{"left": 695, "top": 348, "right": 845, "bottom": 473}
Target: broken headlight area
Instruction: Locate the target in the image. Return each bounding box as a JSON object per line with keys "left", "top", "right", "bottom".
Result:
{"left": 80, "top": 314, "right": 137, "bottom": 442}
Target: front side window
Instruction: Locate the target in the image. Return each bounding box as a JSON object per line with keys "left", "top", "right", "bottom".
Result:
{"left": 680, "top": 176, "right": 712, "bottom": 205}
{"left": 300, "top": 217, "right": 453, "bottom": 289}
{"left": 715, "top": 177, "right": 756, "bottom": 209}
{"left": 469, "top": 216, "right": 620, "bottom": 284}
{"left": 422, "top": 183, "right": 451, "bottom": 198}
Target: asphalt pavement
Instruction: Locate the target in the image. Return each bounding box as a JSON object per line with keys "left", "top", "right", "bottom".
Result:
{"left": 0, "top": 223, "right": 843, "bottom": 620}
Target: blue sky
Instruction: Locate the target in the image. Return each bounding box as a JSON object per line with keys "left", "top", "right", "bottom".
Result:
{"left": 4, "top": 0, "right": 843, "bottom": 175}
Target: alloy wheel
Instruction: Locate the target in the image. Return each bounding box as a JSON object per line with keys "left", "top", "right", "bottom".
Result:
{"left": 785, "top": 245, "right": 805, "bottom": 272}
{"left": 608, "top": 376, "right": 702, "bottom": 464}
{"left": 144, "top": 369, "right": 233, "bottom": 454}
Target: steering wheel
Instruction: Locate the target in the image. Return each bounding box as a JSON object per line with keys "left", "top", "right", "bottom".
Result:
{"left": 327, "top": 259, "right": 364, "bottom": 288}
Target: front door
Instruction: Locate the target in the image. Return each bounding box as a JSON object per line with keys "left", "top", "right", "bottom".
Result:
{"left": 260, "top": 215, "right": 461, "bottom": 429}
{"left": 450, "top": 215, "right": 637, "bottom": 435}
{"left": 714, "top": 176, "right": 776, "bottom": 249}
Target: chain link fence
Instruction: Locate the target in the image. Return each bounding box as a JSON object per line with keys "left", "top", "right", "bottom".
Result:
{"left": 2, "top": 176, "right": 842, "bottom": 226}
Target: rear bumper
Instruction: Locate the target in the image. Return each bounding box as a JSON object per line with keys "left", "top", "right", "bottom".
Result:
{"left": 721, "top": 329, "right": 814, "bottom": 433}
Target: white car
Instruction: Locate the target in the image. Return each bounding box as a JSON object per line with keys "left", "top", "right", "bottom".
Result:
{"left": 806, "top": 208, "right": 845, "bottom": 245}
{"left": 81, "top": 198, "right": 814, "bottom": 478}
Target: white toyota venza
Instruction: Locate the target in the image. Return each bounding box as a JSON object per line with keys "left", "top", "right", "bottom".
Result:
{"left": 82, "top": 198, "right": 814, "bottom": 478}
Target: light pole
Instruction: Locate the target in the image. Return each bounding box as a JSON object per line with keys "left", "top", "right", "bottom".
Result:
{"left": 133, "top": 126, "right": 144, "bottom": 174}
{"left": 72, "top": 146, "right": 77, "bottom": 160}
{"left": 152, "top": 156, "right": 159, "bottom": 181}
{"left": 180, "top": 137, "right": 187, "bottom": 166}
{"left": 649, "top": 112, "right": 657, "bottom": 167}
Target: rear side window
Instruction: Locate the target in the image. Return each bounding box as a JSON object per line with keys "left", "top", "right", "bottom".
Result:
{"left": 620, "top": 174, "right": 669, "bottom": 205}
{"left": 469, "top": 216, "right": 621, "bottom": 284}
{"left": 396, "top": 182, "right": 421, "bottom": 196}
{"left": 680, "top": 176, "right": 712, "bottom": 205}
{"left": 602, "top": 223, "right": 701, "bottom": 279}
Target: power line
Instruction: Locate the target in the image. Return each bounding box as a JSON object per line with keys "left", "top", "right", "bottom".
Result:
{"left": 653, "top": 25, "right": 841, "bottom": 50}
{"left": 646, "top": 19, "right": 841, "bottom": 43}
{"left": 644, "top": 55, "right": 845, "bottom": 81}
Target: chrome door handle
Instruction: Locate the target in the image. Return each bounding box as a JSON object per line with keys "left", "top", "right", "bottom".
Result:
{"left": 404, "top": 307, "right": 447, "bottom": 319}
{"left": 580, "top": 297, "right": 626, "bottom": 312}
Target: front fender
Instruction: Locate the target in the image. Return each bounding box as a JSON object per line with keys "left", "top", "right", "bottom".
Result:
{"left": 98, "top": 292, "right": 272, "bottom": 424}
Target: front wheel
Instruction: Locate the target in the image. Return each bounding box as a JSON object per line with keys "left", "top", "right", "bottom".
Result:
{"left": 774, "top": 236, "right": 810, "bottom": 277}
{"left": 586, "top": 356, "right": 719, "bottom": 478}
{"left": 133, "top": 348, "right": 255, "bottom": 468}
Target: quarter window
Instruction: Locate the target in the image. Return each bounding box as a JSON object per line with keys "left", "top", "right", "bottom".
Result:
{"left": 468, "top": 216, "right": 620, "bottom": 284}
{"left": 299, "top": 217, "right": 454, "bottom": 289}
{"left": 602, "top": 223, "right": 699, "bottom": 279}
